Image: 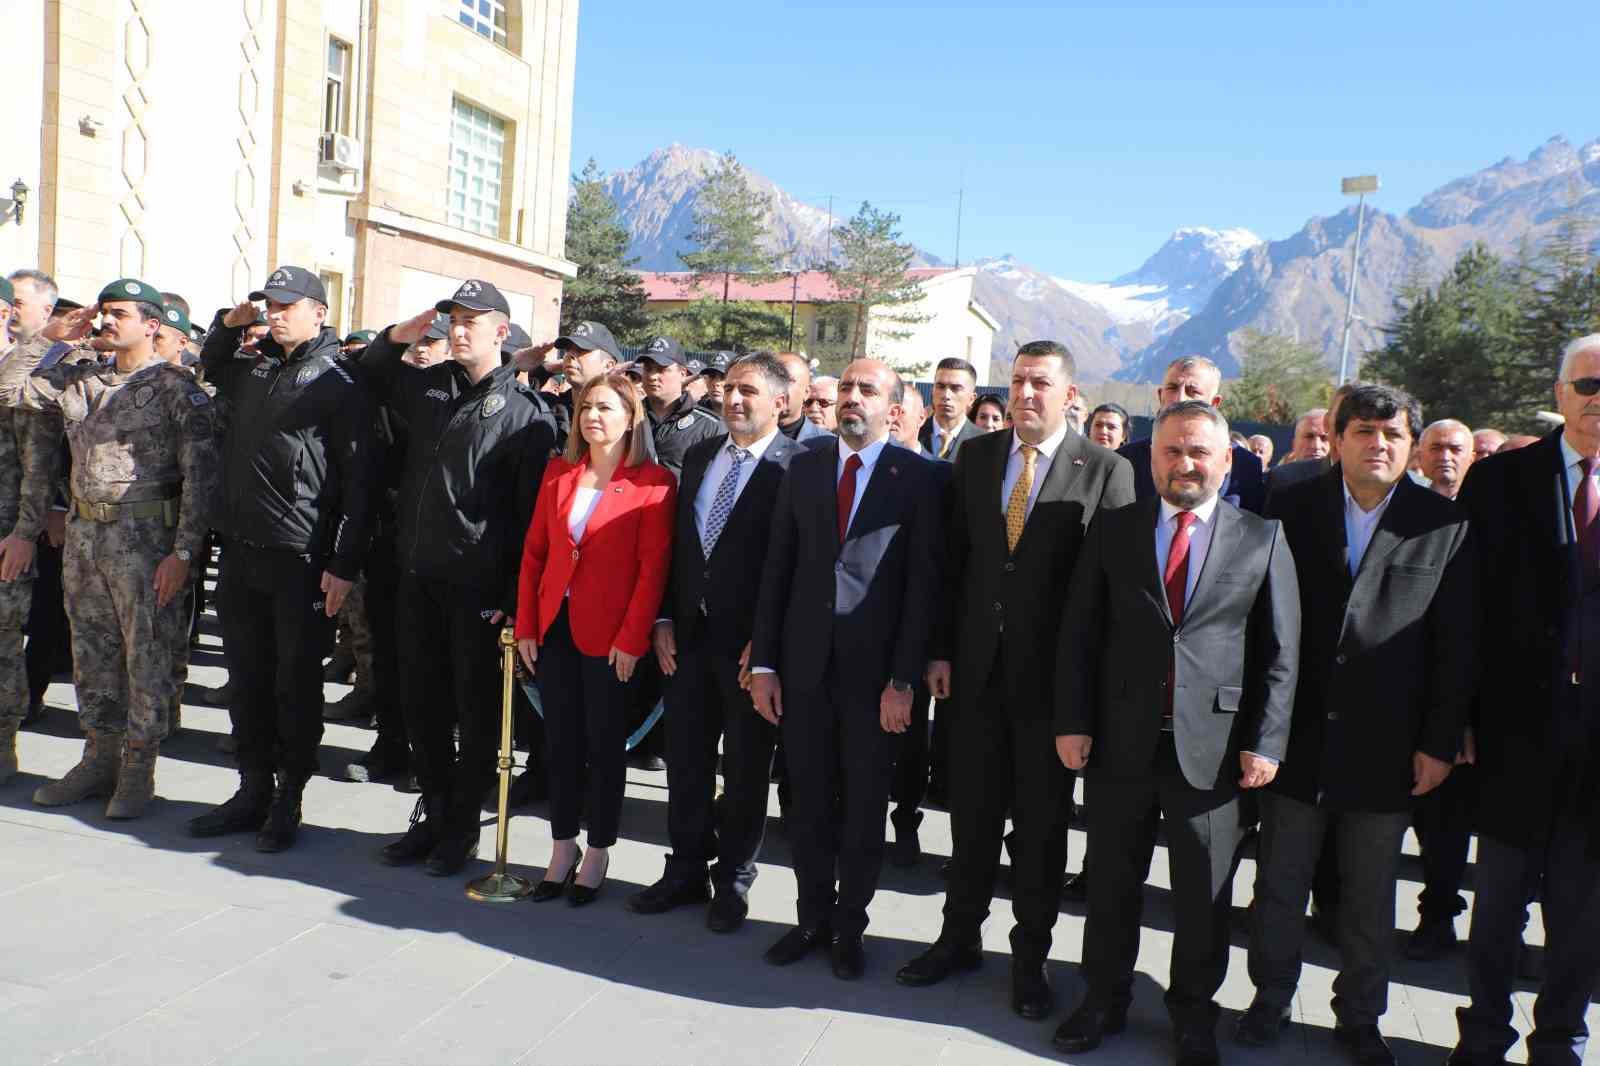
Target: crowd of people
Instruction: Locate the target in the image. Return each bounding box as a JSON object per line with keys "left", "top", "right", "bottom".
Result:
{"left": 1, "top": 261, "right": 1597, "bottom": 1066}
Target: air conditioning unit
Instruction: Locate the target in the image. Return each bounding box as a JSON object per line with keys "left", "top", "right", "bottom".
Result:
{"left": 320, "top": 132, "right": 363, "bottom": 174}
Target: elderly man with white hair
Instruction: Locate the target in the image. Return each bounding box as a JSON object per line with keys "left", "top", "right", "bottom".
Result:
{"left": 1447, "top": 332, "right": 1600, "bottom": 1066}
{"left": 1418, "top": 419, "right": 1474, "bottom": 501}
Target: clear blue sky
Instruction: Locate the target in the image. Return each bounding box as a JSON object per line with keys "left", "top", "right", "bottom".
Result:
{"left": 572, "top": 1, "right": 1598, "bottom": 282}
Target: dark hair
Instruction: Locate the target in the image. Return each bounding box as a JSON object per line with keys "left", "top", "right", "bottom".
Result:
{"left": 1334, "top": 383, "right": 1422, "bottom": 441}
{"left": 971, "top": 394, "right": 1007, "bottom": 422}
{"left": 727, "top": 351, "right": 792, "bottom": 396}
{"left": 133, "top": 300, "right": 165, "bottom": 323}
{"left": 935, "top": 357, "right": 977, "bottom": 380}
{"left": 1013, "top": 340, "right": 1076, "bottom": 381}
{"left": 1089, "top": 402, "right": 1128, "bottom": 430}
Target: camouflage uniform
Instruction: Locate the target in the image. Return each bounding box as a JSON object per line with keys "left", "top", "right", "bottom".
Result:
{"left": 339, "top": 578, "right": 374, "bottom": 694}
{"left": 0, "top": 337, "right": 63, "bottom": 729}
{"left": 9, "top": 357, "right": 221, "bottom": 744}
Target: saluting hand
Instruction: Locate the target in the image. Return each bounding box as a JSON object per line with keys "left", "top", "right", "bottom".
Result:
{"left": 222, "top": 300, "right": 259, "bottom": 329}
{"left": 41, "top": 303, "right": 98, "bottom": 343}
{"left": 390, "top": 307, "right": 438, "bottom": 345}
{"left": 512, "top": 340, "right": 558, "bottom": 375}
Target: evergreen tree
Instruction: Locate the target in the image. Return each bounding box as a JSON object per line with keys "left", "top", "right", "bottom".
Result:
{"left": 1223, "top": 330, "right": 1333, "bottom": 424}
{"left": 1511, "top": 204, "right": 1600, "bottom": 405}
{"left": 559, "top": 159, "right": 651, "bottom": 343}
{"left": 676, "top": 152, "right": 784, "bottom": 345}
{"left": 822, "top": 201, "right": 929, "bottom": 364}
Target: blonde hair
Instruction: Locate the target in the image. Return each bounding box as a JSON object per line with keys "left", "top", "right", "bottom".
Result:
{"left": 564, "top": 371, "right": 653, "bottom": 466}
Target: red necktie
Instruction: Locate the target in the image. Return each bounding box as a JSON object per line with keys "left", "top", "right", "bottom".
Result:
{"left": 1164, "top": 510, "right": 1197, "bottom": 719}
{"left": 1577, "top": 457, "right": 1599, "bottom": 580}
{"left": 837, "top": 452, "right": 862, "bottom": 543}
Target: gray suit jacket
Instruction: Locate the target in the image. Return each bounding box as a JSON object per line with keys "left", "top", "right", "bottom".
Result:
{"left": 1056, "top": 494, "right": 1301, "bottom": 791}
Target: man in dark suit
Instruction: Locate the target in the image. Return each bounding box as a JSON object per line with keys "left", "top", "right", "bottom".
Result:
{"left": 897, "top": 340, "right": 1135, "bottom": 1021}
{"left": 631, "top": 354, "right": 802, "bottom": 933}
{"left": 1054, "top": 400, "right": 1300, "bottom": 1066}
{"left": 775, "top": 351, "right": 833, "bottom": 445}
{"left": 751, "top": 358, "right": 942, "bottom": 980}
{"left": 919, "top": 356, "right": 984, "bottom": 461}
{"left": 1239, "top": 385, "right": 1477, "bottom": 1066}
{"left": 1262, "top": 384, "right": 1357, "bottom": 511}
{"left": 1118, "top": 356, "right": 1265, "bottom": 513}
{"left": 1448, "top": 333, "right": 1600, "bottom": 1066}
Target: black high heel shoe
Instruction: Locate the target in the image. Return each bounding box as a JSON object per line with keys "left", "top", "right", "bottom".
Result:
{"left": 568, "top": 851, "right": 609, "bottom": 908}
{"left": 531, "top": 847, "right": 581, "bottom": 903}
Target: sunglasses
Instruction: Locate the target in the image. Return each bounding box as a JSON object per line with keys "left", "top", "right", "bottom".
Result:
{"left": 803, "top": 397, "right": 834, "bottom": 409}
{"left": 1566, "top": 378, "right": 1600, "bottom": 396}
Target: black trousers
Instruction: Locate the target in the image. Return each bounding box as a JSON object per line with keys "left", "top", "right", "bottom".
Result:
{"left": 1084, "top": 735, "right": 1246, "bottom": 1028}
{"left": 891, "top": 682, "right": 932, "bottom": 833}
{"left": 781, "top": 668, "right": 902, "bottom": 938}
{"left": 943, "top": 659, "right": 1074, "bottom": 962}
{"left": 662, "top": 630, "right": 777, "bottom": 896}
{"left": 539, "top": 606, "right": 628, "bottom": 848}
{"left": 219, "top": 542, "right": 335, "bottom": 778}
{"left": 395, "top": 574, "right": 500, "bottom": 825}
{"left": 365, "top": 533, "right": 407, "bottom": 762}
{"left": 24, "top": 537, "right": 70, "bottom": 704}
{"left": 1415, "top": 765, "right": 1476, "bottom": 922}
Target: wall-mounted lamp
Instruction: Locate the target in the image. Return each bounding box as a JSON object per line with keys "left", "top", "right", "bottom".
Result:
{"left": 292, "top": 180, "right": 310, "bottom": 197}
{"left": 9, "top": 178, "right": 28, "bottom": 224}
{"left": 78, "top": 115, "right": 103, "bottom": 136}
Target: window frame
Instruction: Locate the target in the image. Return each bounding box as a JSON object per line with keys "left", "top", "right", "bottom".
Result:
{"left": 323, "top": 36, "right": 353, "bottom": 137}
{"left": 457, "top": 0, "right": 510, "bottom": 48}
{"left": 446, "top": 97, "right": 509, "bottom": 239}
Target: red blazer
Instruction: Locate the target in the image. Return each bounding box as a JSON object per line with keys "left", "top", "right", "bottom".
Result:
{"left": 515, "top": 456, "right": 677, "bottom": 658}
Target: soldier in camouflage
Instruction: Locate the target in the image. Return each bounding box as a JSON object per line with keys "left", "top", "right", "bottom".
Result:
{"left": 0, "top": 277, "right": 65, "bottom": 785}
{"left": 0, "top": 279, "right": 221, "bottom": 818}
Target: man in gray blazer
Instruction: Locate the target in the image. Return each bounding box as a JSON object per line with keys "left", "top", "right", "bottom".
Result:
{"left": 1054, "top": 400, "right": 1300, "bottom": 1066}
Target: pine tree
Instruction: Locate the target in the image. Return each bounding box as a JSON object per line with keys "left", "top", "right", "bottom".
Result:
{"left": 559, "top": 159, "right": 651, "bottom": 343}
{"left": 675, "top": 152, "right": 785, "bottom": 346}
{"left": 1511, "top": 201, "right": 1600, "bottom": 407}
{"left": 1223, "top": 330, "right": 1333, "bottom": 424}
{"left": 822, "top": 201, "right": 929, "bottom": 366}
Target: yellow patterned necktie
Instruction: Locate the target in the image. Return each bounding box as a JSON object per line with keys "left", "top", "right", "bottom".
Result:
{"left": 1005, "top": 444, "right": 1037, "bottom": 553}
{"left": 938, "top": 428, "right": 955, "bottom": 459}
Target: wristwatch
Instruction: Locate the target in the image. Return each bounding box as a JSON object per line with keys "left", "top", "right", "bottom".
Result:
{"left": 889, "top": 679, "right": 913, "bottom": 694}
{"left": 174, "top": 548, "right": 192, "bottom": 562}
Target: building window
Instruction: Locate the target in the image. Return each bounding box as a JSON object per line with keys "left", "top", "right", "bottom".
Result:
{"left": 324, "top": 38, "right": 352, "bottom": 136}
{"left": 320, "top": 271, "right": 345, "bottom": 334}
{"left": 447, "top": 98, "right": 507, "bottom": 237}
{"left": 458, "top": 0, "right": 509, "bottom": 47}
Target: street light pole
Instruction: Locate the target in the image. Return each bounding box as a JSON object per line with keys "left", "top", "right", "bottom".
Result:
{"left": 1337, "top": 174, "right": 1379, "bottom": 387}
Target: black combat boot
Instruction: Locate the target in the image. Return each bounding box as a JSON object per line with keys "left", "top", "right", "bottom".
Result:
{"left": 255, "top": 772, "right": 309, "bottom": 853}
{"left": 187, "top": 770, "right": 274, "bottom": 837}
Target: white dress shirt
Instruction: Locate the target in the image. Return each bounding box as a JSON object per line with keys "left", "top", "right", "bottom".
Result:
{"left": 1342, "top": 480, "right": 1398, "bottom": 576}
{"left": 1155, "top": 495, "right": 1220, "bottom": 607}
{"left": 837, "top": 434, "right": 889, "bottom": 536}
{"left": 930, "top": 417, "right": 967, "bottom": 458}
{"left": 1000, "top": 423, "right": 1069, "bottom": 520}
{"left": 568, "top": 486, "right": 602, "bottom": 542}
{"left": 693, "top": 428, "right": 780, "bottom": 545}
{"left": 1561, "top": 435, "right": 1595, "bottom": 516}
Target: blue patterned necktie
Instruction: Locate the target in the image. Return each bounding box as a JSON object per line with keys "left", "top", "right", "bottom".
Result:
{"left": 702, "top": 443, "right": 750, "bottom": 558}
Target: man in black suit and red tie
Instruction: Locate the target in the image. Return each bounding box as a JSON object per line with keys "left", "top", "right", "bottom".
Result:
{"left": 896, "top": 340, "right": 1134, "bottom": 1020}
{"left": 1055, "top": 400, "right": 1300, "bottom": 1066}
{"left": 630, "top": 353, "right": 802, "bottom": 933}
{"left": 750, "top": 358, "right": 942, "bottom": 980}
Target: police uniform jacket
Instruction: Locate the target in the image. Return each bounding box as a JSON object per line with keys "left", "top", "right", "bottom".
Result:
{"left": 646, "top": 392, "right": 724, "bottom": 480}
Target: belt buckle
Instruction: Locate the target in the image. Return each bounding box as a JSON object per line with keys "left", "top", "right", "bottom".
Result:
{"left": 91, "top": 501, "right": 111, "bottom": 522}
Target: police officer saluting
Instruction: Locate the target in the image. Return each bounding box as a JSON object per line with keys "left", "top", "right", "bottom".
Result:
{"left": 363, "top": 280, "right": 559, "bottom": 874}
{"left": 188, "top": 266, "right": 375, "bottom": 852}
{"left": 638, "top": 336, "right": 723, "bottom": 479}
{"left": 1, "top": 280, "right": 220, "bottom": 818}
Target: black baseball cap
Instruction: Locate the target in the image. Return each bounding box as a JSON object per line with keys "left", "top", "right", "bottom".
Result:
{"left": 423, "top": 314, "right": 449, "bottom": 341}
{"left": 435, "top": 278, "right": 511, "bottom": 316}
{"left": 250, "top": 266, "right": 327, "bottom": 305}
{"left": 553, "top": 320, "right": 622, "bottom": 361}
{"left": 637, "top": 335, "right": 685, "bottom": 367}
{"left": 502, "top": 323, "right": 532, "bottom": 360}
{"left": 703, "top": 351, "right": 733, "bottom": 376}
{"left": 52, "top": 295, "right": 84, "bottom": 313}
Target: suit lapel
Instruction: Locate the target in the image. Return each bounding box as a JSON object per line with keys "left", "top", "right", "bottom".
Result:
{"left": 845, "top": 442, "right": 904, "bottom": 543}
{"left": 985, "top": 430, "right": 1013, "bottom": 552}
{"left": 1186, "top": 499, "right": 1239, "bottom": 617}
{"left": 822, "top": 437, "right": 844, "bottom": 546}
{"left": 1316, "top": 468, "right": 1354, "bottom": 588}
{"left": 720, "top": 435, "right": 792, "bottom": 541}
{"left": 1138, "top": 496, "right": 1174, "bottom": 625}
{"left": 579, "top": 464, "right": 632, "bottom": 541}
{"left": 680, "top": 440, "right": 716, "bottom": 557}
{"left": 1012, "top": 431, "right": 1085, "bottom": 554}
{"left": 556, "top": 462, "right": 581, "bottom": 547}
{"left": 1354, "top": 477, "right": 1419, "bottom": 577}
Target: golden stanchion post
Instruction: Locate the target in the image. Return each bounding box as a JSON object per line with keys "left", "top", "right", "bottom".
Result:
{"left": 466, "top": 626, "right": 534, "bottom": 902}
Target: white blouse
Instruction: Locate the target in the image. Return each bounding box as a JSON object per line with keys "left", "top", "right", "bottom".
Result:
{"left": 568, "top": 485, "right": 602, "bottom": 542}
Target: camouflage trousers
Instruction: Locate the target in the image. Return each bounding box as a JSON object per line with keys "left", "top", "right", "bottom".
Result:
{"left": 335, "top": 577, "right": 373, "bottom": 693}
{"left": 62, "top": 512, "right": 186, "bottom": 743}
{"left": 0, "top": 568, "right": 32, "bottom": 727}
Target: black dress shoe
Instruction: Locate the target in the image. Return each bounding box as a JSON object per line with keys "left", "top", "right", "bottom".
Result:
{"left": 1333, "top": 1024, "right": 1396, "bottom": 1066}
{"left": 1175, "top": 1027, "right": 1222, "bottom": 1066}
{"left": 1233, "top": 999, "right": 1291, "bottom": 1046}
{"left": 830, "top": 935, "right": 865, "bottom": 980}
{"left": 1060, "top": 869, "right": 1089, "bottom": 902}
{"left": 1052, "top": 1000, "right": 1128, "bottom": 1054}
{"left": 706, "top": 891, "right": 748, "bottom": 934}
{"left": 1404, "top": 917, "right": 1458, "bottom": 961}
{"left": 1011, "top": 959, "right": 1052, "bottom": 1020}
{"left": 764, "top": 924, "right": 831, "bottom": 966}
{"left": 567, "top": 853, "right": 608, "bottom": 907}
{"left": 627, "top": 876, "right": 711, "bottom": 915}
{"left": 346, "top": 745, "right": 408, "bottom": 785}
{"left": 424, "top": 828, "right": 480, "bottom": 876}
{"left": 530, "top": 849, "right": 581, "bottom": 903}
{"left": 896, "top": 940, "right": 982, "bottom": 987}
{"left": 888, "top": 825, "right": 922, "bottom": 868}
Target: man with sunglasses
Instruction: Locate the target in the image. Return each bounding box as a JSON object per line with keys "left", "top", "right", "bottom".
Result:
{"left": 1447, "top": 333, "right": 1600, "bottom": 1066}
{"left": 804, "top": 375, "right": 839, "bottom": 432}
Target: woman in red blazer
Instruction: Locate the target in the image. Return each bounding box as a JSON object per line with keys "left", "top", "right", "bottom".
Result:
{"left": 516, "top": 371, "right": 675, "bottom": 905}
